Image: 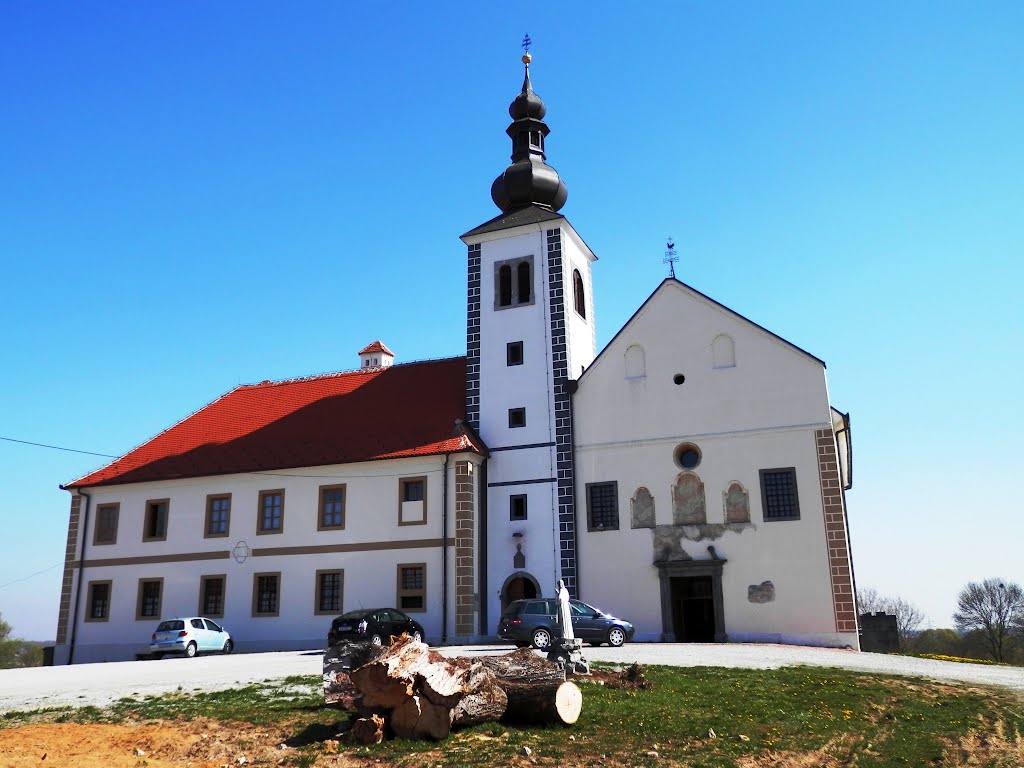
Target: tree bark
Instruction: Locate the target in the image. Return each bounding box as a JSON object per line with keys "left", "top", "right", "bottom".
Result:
{"left": 502, "top": 680, "right": 583, "bottom": 725}
{"left": 450, "top": 665, "right": 509, "bottom": 727}
{"left": 349, "top": 714, "right": 385, "bottom": 745}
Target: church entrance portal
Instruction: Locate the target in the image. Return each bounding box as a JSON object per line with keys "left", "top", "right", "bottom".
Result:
{"left": 656, "top": 559, "right": 728, "bottom": 642}
{"left": 670, "top": 576, "right": 716, "bottom": 642}
{"left": 500, "top": 573, "right": 539, "bottom": 611}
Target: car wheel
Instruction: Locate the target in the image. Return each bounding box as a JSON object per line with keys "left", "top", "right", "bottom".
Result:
{"left": 607, "top": 627, "right": 626, "bottom": 647}
{"left": 411, "top": 630, "right": 423, "bottom": 643}
{"left": 531, "top": 628, "right": 552, "bottom": 650}
{"left": 222, "top": 640, "right": 233, "bottom": 655}
{"left": 370, "top": 634, "right": 384, "bottom": 646}
{"left": 185, "top": 641, "right": 198, "bottom": 658}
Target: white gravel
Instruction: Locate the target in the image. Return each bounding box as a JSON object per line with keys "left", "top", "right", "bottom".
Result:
{"left": 1, "top": 643, "right": 1021, "bottom": 714}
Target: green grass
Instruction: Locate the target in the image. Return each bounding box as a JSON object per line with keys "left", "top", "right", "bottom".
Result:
{"left": 3, "top": 666, "right": 1022, "bottom": 767}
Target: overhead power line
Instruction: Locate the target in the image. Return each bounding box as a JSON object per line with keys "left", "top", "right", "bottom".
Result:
{"left": 0, "top": 436, "right": 117, "bottom": 458}
{"left": 0, "top": 563, "right": 63, "bottom": 590}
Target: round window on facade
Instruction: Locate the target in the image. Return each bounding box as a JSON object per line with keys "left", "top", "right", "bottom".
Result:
{"left": 674, "top": 443, "right": 702, "bottom": 470}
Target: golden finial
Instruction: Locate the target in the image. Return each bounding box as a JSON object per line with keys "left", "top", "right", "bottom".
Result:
{"left": 522, "top": 52, "right": 532, "bottom": 65}
{"left": 521, "top": 34, "right": 532, "bottom": 65}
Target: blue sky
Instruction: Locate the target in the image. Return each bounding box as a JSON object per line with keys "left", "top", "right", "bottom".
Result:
{"left": 1, "top": 2, "right": 1021, "bottom": 641}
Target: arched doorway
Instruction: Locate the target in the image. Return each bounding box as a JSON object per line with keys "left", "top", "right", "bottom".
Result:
{"left": 500, "top": 572, "right": 540, "bottom": 612}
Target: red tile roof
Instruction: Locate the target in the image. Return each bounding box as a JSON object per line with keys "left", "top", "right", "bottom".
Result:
{"left": 358, "top": 340, "right": 394, "bottom": 356}
{"left": 67, "top": 357, "right": 484, "bottom": 489}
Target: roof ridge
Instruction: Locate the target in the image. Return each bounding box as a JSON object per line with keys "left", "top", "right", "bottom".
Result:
{"left": 238, "top": 355, "right": 467, "bottom": 389}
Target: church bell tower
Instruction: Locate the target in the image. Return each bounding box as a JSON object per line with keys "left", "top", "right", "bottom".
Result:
{"left": 461, "top": 47, "right": 598, "bottom": 635}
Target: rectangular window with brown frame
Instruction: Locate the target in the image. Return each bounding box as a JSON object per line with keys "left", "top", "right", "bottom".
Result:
{"left": 257, "top": 490, "right": 285, "bottom": 535}
{"left": 199, "top": 574, "right": 226, "bottom": 617}
{"left": 86, "top": 580, "right": 112, "bottom": 622}
{"left": 205, "top": 494, "right": 231, "bottom": 538}
{"left": 396, "top": 563, "right": 426, "bottom": 613}
{"left": 318, "top": 484, "right": 346, "bottom": 531}
{"left": 398, "top": 477, "right": 427, "bottom": 525}
{"left": 93, "top": 503, "right": 119, "bottom": 545}
{"left": 315, "top": 569, "right": 343, "bottom": 615}
{"left": 143, "top": 499, "right": 169, "bottom": 541}
{"left": 252, "top": 572, "right": 281, "bottom": 617}
{"left": 136, "top": 577, "right": 163, "bottom": 620}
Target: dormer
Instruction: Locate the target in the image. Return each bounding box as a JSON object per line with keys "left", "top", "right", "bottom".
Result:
{"left": 358, "top": 340, "right": 395, "bottom": 369}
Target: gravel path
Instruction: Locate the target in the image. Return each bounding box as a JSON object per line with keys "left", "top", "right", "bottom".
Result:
{"left": 1, "top": 643, "right": 1021, "bottom": 713}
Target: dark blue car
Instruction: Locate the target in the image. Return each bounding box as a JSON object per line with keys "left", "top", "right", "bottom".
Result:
{"left": 498, "top": 598, "right": 635, "bottom": 649}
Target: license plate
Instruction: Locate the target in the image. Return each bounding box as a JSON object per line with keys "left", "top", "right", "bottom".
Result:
{"left": 336, "top": 624, "right": 353, "bottom": 631}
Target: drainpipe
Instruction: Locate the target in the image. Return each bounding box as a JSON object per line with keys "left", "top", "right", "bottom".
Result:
{"left": 441, "top": 453, "right": 450, "bottom": 644}
{"left": 566, "top": 379, "right": 581, "bottom": 599}
{"left": 60, "top": 485, "right": 91, "bottom": 666}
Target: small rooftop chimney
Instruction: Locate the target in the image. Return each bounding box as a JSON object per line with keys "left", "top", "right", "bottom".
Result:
{"left": 358, "top": 340, "right": 395, "bottom": 369}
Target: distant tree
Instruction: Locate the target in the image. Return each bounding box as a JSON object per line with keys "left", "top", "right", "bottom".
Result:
{"left": 0, "top": 612, "right": 43, "bottom": 669}
{"left": 857, "top": 587, "right": 925, "bottom": 651}
{"left": 913, "top": 628, "right": 966, "bottom": 657}
{"left": 953, "top": 578, "right": 1024, "bottom": 663}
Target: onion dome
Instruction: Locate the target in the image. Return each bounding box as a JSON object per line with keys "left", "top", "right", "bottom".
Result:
{"left": 490, "top": 52, "right": 568, "bottom": 213}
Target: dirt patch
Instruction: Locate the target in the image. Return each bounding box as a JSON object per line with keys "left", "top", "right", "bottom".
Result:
{"left": 584, "top": 663, "right": 653, "bottom": 691}
{"left": 941, "top": 717, "right": 1024, "bottom": 765}
{"left": 0, "top": 718, "right": 363, "bottom": 768}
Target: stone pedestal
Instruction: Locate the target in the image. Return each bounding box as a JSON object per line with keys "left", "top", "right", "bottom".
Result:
{"left": 546, "top": 638, "right": 589, "bottom": 676}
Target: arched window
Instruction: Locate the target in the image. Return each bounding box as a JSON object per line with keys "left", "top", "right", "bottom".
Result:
{"left": 624, "top": 344, "right": 646, "bottom": 379}
{"left": 573, "top": 269, "right": 586, "bottom": 318}
{"left": 516, "top": 261, "right": 532, "bottom": 304}
{"left": 724, "top": 482, "right": 750, "bottom": 523}
{"left": 672, "top": 472, "right": 706, "bottom": 525}
{"left": 712, "top": 334, "right": 735, "bottom": 369}
{"left": 630, "top": 487, "right": 655, "bottom": 529}
{"left": 498, "top": 265, "right": 512, "bottom": 307}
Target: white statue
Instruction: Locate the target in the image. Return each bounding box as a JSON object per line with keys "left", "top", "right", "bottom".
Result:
{"left": 556, "top": 579, "right": 575, "bottom": 641}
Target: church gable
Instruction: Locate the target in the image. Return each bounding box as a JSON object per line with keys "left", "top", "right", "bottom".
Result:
{"left": 575, "top": 279, "right": 831, "bottom": 444}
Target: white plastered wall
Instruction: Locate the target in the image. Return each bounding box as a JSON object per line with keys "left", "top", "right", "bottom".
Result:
{"left": 574, "top": 280, "right": 856, "bottom": 647}
{"left": 54, "top": 453, "right": 476, "bottom": 664}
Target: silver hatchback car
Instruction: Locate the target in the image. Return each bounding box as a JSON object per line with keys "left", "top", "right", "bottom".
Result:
{"left": 150, "top": 617, "right": 233, "bottom": 658}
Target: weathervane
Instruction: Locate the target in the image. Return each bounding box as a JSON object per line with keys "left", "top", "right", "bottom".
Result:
{"left": 663, "top": 237, "right": 679, "bottom": 278}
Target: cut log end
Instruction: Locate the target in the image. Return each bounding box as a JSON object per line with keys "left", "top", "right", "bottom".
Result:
{"left": 554, "top": 681, "right": 583, "bottom": 725}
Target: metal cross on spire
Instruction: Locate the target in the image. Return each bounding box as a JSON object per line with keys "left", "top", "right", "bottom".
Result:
{"left": 522, "top": 34, "right": 532, "bottom": 54}
{"left": 663, "top": 237, "right": 679, "bottom": 279}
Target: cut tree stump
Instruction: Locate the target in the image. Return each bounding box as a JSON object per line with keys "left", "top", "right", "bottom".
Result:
{"left": 391, "top": 694, "right": 453, "bottom": 740}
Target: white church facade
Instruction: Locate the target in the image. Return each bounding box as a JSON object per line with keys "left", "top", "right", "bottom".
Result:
{"left": 53, "top": 52, "right": 857, "bottom": 664}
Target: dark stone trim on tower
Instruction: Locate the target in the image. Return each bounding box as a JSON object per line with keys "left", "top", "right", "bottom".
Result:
{"left": 466, "top": 243, "right": 481, "bottom": 430}
{"left": 547, "top": 228, "right": 578, "bottom": 596}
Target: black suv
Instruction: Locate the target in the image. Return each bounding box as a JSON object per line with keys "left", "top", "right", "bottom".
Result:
{"left": 498, "top": 598, "right": 635, "bottom": 649}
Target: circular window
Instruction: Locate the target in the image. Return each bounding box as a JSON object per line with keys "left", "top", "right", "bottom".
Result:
{"left": 674, "top": 443, "right": 701, "bottom": 470}
{"left": 673, "top": 374, "right": 685, "bottom": 385}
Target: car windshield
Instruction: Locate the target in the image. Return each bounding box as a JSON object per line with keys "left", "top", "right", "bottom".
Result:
{"left": 337, "top": 609, "right": 372, "bottom": 620}
{"left": 156, "top": 620, "right": 184, "bottom": 632}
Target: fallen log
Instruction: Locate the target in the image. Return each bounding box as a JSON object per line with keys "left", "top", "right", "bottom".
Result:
{"left": 503, "top": 679, "right": 583, "bottom": 725}
{"left": 323, "top": 641, "right": 387, "bottom": 708}
{"left": 349, "top": 714, "right": 385, "bottom": 745}
{"left": 390, "top": 694, "right": 453, "bottom": 740}
{"left": 450, "top": 665, "right": 508, "bottom": 727}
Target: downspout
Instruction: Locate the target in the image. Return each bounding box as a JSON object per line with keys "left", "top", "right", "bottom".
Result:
{"left": 441, "top": 453, "right": 450, "bottom": 645}
{"left": 478, "top": 457, "right": 489, "bottom": 636}
{"left": 61, "top": 484, "right": 91, "bottom": 666}
{"left": 566, "top": 379, "right": 581, "bottom": 599}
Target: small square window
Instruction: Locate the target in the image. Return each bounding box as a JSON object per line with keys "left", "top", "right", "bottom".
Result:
{"left": 508, "top": 408, "right": 526, "bottom": 428}
{"left": 199, "top": 575, "right": 226, "bottom": 617}
{"left": 86, "top": 581, "right": 112, "bottom": 622}
{"left": 205, "top": 494, "right": 231, "bottom": 538}
{"left": 397, "top": 563, "right": 426, "bottom": 613}
{"left": 510, "top": 494, "right": 528, "bottom": 521}
{"left": 586, "top": 481, "right": 619, "bottom": 531}
{"left": 507, "top": 341, "right": 524, "bottom": 366}
{"left": 257, "top": 490, "right": 285, "bottom": 534}
{"left": 319, "top": 485, "right": 347, "bottom": 530}
{"left": 94, "top": 503, "right": 119, "bottom": 545}
{"left": 399, "top": 477, "right": 427, "bottom": 525}
{"left": 143, "top": 499, "right": 169, "bottom": 542}
{"left": 253, "top": 572, "right": 281, "bottom": 616}
{"left": 136, "top": 578, "right": 163, "bottom": 620}
{"left": 316, "top": 570, "right": 344, "bottom": 615}
{"left": 760, "top": 468, "right": 800, "bottom": 521}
